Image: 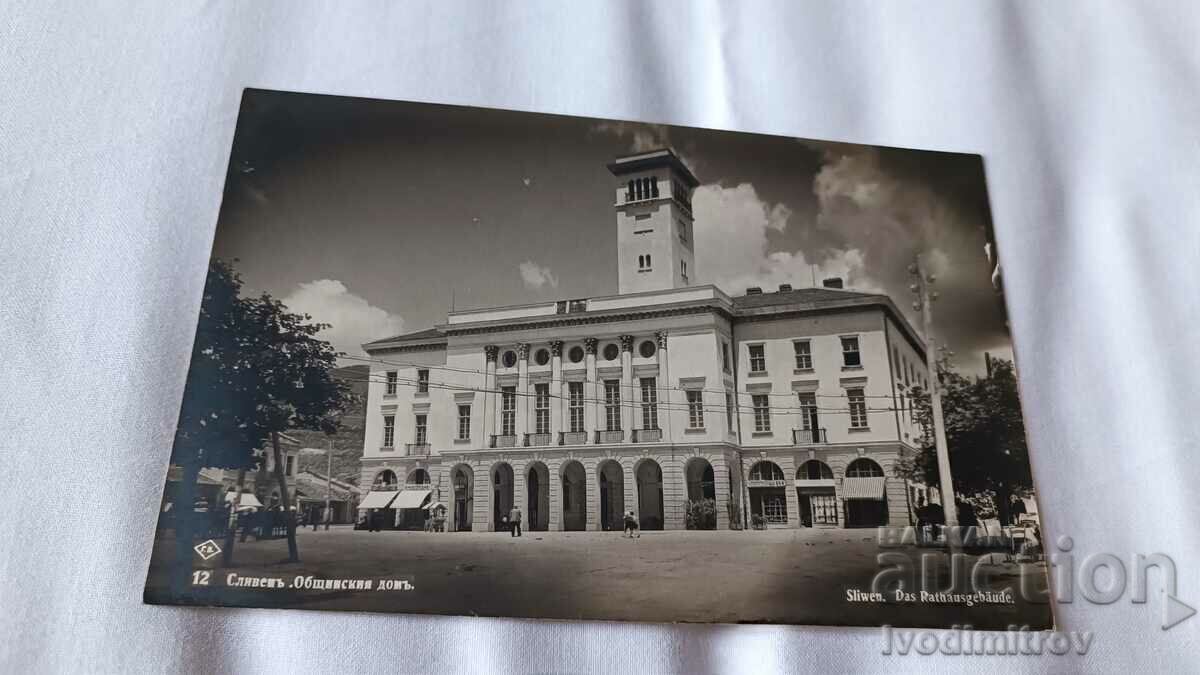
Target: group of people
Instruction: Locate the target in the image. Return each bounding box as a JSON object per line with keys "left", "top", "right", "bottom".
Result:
{"left": 498, "top": 507, "right": 643, "bottom": 538}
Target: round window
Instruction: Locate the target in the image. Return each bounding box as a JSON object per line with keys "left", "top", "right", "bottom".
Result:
{"left": 639, "top": 340, "right": 657, "bottom": 358}
{"left": 603, "top": 343, "right": 619, "bottom": 361}
{"left": 534, "top": 348, "right": 550, "bottom": 366}
{"left": 502, "top": 350, "right": 517, "bottom": 368}
{"left": 568, "top": 345, "right": 585, "bottom": 364}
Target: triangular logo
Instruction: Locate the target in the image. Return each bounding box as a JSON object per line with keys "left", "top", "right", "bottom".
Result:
{"left": 1163, "top": 594, "right": 1196, "bottom": 631}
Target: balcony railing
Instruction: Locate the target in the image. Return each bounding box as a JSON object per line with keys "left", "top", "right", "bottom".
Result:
{"left": 632, "top": 428, "right": 662, "bottom": 443}
{"left": 559, "top": 431, "right": 588, "bottom": 446}
{"left": 792, "top": 428, "right": 828, "bottom": 445}
{"left": 595, "top": 429, "right": 624, "bottom": 444}
{"left": 490, "top": 434, "right": 518, "bottom": 448}
{"left": 371, "top": 483, "right": 399, "bottom": 492}
{"left": 405, "top": 443, "right": 431, "bottom": 456}
{"left": 524, "top": 432, "right": 552, "bottom": 447}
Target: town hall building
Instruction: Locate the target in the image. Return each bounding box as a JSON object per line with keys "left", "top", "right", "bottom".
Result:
{"left": 357, "top": 149, "right": 933, "bottom": 532}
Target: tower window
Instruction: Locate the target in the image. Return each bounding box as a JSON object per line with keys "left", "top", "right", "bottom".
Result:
{"left": 650, "top": 177, "right": 659, "bottom": 198}
{"left": 627, "top": 180, "right": 634, "bottom": 202}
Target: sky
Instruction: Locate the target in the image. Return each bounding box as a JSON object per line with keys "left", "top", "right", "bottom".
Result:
{"left": 210, "top": 89, "right": 1013, "bottom": 375}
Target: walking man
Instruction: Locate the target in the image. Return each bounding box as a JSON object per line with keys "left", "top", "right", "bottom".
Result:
{"left": 509, "top": 505, "right": 523, "bottom": 537}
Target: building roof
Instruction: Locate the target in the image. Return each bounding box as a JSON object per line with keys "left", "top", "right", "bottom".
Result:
{"left": 731, "top": 286, "right": 883, "bottom": 311}
{"left": 362, "top": 327, "right": 445, "bottom": 349}
{"left": 606, "top": 148, "right": 700, "bottom": 187}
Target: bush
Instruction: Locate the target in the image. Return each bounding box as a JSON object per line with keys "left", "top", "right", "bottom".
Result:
{"left": 684, "top": 498, "right": 718, "bottom": 530}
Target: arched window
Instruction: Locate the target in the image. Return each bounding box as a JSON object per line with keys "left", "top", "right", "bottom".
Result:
{"left": 635, "top": 178, "right": 642, "bottom": 200}
{"left": 846, "top": 458, "right": 884, "bottom": 478}
{"left": 374, "top": 469, "right": 397, "bottom": 488}
{"left": 645, "top": 254, "right": 651, "bottom": 268}
{"left": 407, "top": 469, "right": 430, "bottom": 485}
{"left": 749, "top": 461, "right": 785, "bottom": 481}
{"left": 650, "top": 177, "right": 659, "bottom": 198}
{"left": 638, "top": 255, "right": 644, "bottom": 269}
{"left": 798, "top": 460, "right": 834, "bottom": 480}
{"left": 627, "top": 180, "right": 635, "bottom": 201}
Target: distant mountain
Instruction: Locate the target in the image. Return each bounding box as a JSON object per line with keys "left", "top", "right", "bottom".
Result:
{"left": 294, "top": 364, "right": 369, "bottom": 484}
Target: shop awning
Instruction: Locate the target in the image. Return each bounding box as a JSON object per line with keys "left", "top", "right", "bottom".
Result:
{"left": 842, "top": 477, "right": 887, "bottom": 500}
{"left": 394, "top": 489, "right": 432, "bottom": 510}
{"left": 359, "top": 490, "right": 400, "bottom": 509}
{"left": 225, "top": 492, "right": 263, "bottom": 510}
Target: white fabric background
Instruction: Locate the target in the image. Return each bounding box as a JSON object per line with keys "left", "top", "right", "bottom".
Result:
{"left": 2, "top": 1, "right": 1198, "bottom": 673}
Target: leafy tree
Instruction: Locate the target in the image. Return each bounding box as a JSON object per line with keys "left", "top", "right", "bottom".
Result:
{"left": 898, "top": 357, "right": 1032, "bottom": 525}
{"left": 169, "top": 259, "right": 353, "bottom": 592}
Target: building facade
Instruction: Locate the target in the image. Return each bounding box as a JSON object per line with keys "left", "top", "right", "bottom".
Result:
{"left": 358, "top": 149, "right": 931, "bottom": 531}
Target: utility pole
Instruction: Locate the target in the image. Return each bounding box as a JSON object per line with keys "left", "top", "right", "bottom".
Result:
{"left": 324, "top": 437, "right": 333, "bottom": 531}
{"left": 909, "top": 256, "right": 959, "bottom": 536}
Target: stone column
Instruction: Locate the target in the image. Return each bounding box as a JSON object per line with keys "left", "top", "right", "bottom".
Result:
{"left": 619, "top": 334, "right": 635, "bottom": 436}
{"left": 586, "top": 457, "right": 601, "bottom": 531}
{"left": 584, "top": 338, "right": 598, "bottom": 440}
{"left": 655, "top": 331, "right": 668, "bottom": 439}
{"left": 550, "top": 341, "right": 563, "bottom": 442}
{"left": 712, "top": 456, "right": 731, "bottom": 530}
{"left": 516, "top": 343, "right": 530, "bottom": 442}
{"left": 547, "top": 457, "right": 563, "bottom": 531}
{"left": 623, "top": 459, "right": 639, "bottom": 525}
{"left": 483, "top": 346, "right": 498, "bottom": 447}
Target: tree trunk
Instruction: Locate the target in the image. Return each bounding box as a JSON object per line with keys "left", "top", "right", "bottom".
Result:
{"left": 271, "top": 431, "right": 300, "bottom": 562}
{"left": 170, "top": 457, "right": 202, "bottom": 597}
{"left": 222, "top": 467, "right": 246, "bottom": 565}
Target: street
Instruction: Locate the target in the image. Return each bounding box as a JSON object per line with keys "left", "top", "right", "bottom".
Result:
{"left": 146, "top": 526, "right": 1052, "bottom": 629}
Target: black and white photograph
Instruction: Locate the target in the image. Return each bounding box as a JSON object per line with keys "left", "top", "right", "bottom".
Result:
{"left": 143, "top": 89, "right": 1051, "bottom": 629}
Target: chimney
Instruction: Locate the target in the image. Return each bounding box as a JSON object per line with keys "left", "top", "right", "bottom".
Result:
{"left": 778, "top": 283, "right": 793, "bottom": 292}
{"left": 745, "top": 287, "right": 763, "bottom": 295}
{"left": 822, "top": 277, "right": 844, "bottom": 289}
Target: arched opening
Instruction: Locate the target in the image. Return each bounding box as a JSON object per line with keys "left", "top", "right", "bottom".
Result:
{"left": 491, "top": 462, "right": 514, "bottom": 532}
{"left": 407, "top": 468, "right": 430, "bottom": 486}
{"left": 796, "top": 460, "right": 837, "bottom": 527}
{"left": 636, "top": 459, "right": 664, "bottom": 530}
{"left": 373, "top": 469, "right": 397, "bottom": 490}
{"left": 747, "top": 461, "right": 788, "bottom": 527}
{"left": 451, "top": 464, "right": 473, "bottom": 532}
{"left": 843, "top": 458, "right": 888, "bottom": 528}
{"left": 684, "top": 457, "right": 716, "bottom": 530}
{"left": 597, "top": 460, "right": 624, "bottom": 531}
{"left": 560, "top": 460, "right": 586, "bottom": 531}
{"left": 525, "top": 462, "right": 550, "bottom": 531}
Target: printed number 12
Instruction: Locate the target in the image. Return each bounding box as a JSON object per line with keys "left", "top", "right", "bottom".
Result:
{"left": 192, "top": 570, "right": 211, "bottom": 586}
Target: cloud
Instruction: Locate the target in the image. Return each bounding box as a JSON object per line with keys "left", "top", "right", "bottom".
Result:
{"left": 691, "top": 182, "right": 878, "bottom": 295}
{"left": 518, "top": 261, "right": 559, "bottom": 290}
{"left": 589, "top": 121, "right": 700, "bottom": 174}
{"left": 281, "top": 279, "right": 404, "bottom": 358}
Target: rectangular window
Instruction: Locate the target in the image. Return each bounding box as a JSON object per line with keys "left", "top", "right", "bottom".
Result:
{"left": 722, "top": 342, "right": 732, "bottom": 373}
{"left": 811, "top": 494, "right": 838, "bottom": 525}
{"left": 841, "top": 337, "right": 862, "bottom": 368}
{"left": 501, "top": 386, "right": 516, "bottom": 436}
{"left": 285, "top": 455, "right": 295, "bottom": 477}
{"left": 534, "top": 383, "right": 550, "bottom": 434}
{"left": 415, "top": 414, "right": 428, "bottom": 444}
{"left": 417, "top": 369, "right": 429, "bottom": 393}
{"left": 382, "top": 415, "right": 395, "bottom": 447}
{"left": 798, "top": 393, "right": 818, "bottom": 432}
{"left": 749, "top": 344, "right": 766, "bottom": 373}
{"left": 385, "top": 371, "right": 398, "bottom": 396}
{"left": 725, "top": 392, "right": 735, "bottom": 429}
{"left": 687, "top": 390, "right": 704, "bottom": 429}
{"left": 848, "top": 388, "right": 868, "bottom": 428}
{"left": 640, "top": 377, "right": 658, "bottom": 429}
{"left": 752, "top": 394, "right": 771, "bottom": 432}
{"left": 457, "top": 404, "right": 471, "bottom": 440}
{"left": 568, "top": 381, "right": 584, "bottom": 432}
{"left": 892, "top": 347, "right": 902, "bottom": 379}
{"left": 604, "top": 380, "right": 621, "bottom": 431}
{"left": 763, "top": 493, "right": 787, "bottom": 523}
{"left": 793, "top": 340, "right": 812, "bottom": 370}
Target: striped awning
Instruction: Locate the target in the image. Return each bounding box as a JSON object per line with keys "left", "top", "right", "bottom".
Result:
{"left": 842, "top": 477, "right": 886, "bottom": 500}
{"left": 394, "top": 489, "right": 432, "bottom": 510}
{"left": 359, "top": 490, "right": 400, "bottom": 509}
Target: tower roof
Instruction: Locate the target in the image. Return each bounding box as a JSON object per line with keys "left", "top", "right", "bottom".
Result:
{"left": 606, "top": 148, "right": 699, "bottom": 187}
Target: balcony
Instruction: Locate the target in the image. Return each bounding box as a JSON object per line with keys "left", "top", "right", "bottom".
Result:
{"left": 371, "top": 483, "right": 399, "bottom": 492}
{"left": 490, "top": 434, "right": 518, "bottom": 449}
{"left": 595, "top": 429, "right": 624, "bottom": 444}
{"left": 792, "top": 428, "right": 828, "bottom": 445}
{"left": 524, "top": 432, "right": 552, "bottom": 447}
{"left": 559, "top": 431, "right": 588, "bottom": 446}
{"left": 405, "top": 443, "right": 431, "bottom": 456}
{"left": 632, "top": 428, "right": 662, "bottom": 443}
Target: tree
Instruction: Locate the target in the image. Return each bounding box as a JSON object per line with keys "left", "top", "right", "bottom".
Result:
{"left": 897, "top": 358, "right": 1032, "bottom": 525}
{"left": 169, "top": 259, "right": 353, "bottom": 593}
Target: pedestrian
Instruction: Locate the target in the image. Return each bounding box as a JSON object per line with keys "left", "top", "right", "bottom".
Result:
{"left": 623, "top": 509, "right": 640, "bottom": 538}
{"left": 509, "top": 506, "right": 523, "bottom": 537}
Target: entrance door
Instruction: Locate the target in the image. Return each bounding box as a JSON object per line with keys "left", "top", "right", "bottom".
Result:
{"left": 455, "top": 498, "right": 468, "bottom": 531}
{"left": 845, "top": 499, "right": 887, "bottom": 527}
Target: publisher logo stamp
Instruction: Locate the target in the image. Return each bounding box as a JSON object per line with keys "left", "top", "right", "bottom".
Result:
{"left": 193, "top": 539, "right": 222, "bottom": 561}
